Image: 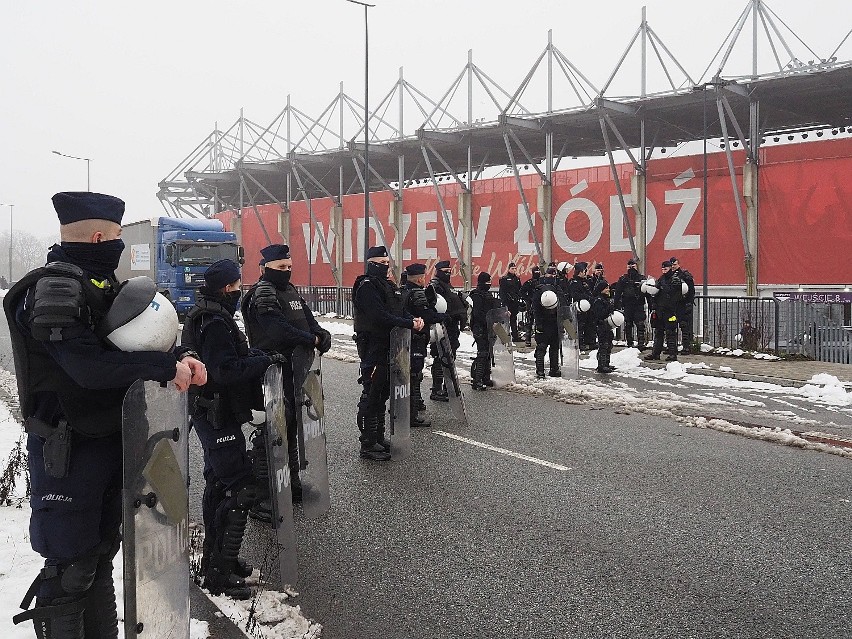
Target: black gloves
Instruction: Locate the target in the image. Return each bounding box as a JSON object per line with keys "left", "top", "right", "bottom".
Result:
{"left": 314, "top": 328, "right": 332, "bottom": 354}
{"left": 268, "top": 353, "right": 289, "bottom": 366}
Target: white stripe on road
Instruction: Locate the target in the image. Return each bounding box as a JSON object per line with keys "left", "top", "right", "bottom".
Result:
{"left": 433, "top": 431, "right": 572, "bottom": 471}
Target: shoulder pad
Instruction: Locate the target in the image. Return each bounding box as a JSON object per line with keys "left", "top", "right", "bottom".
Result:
{"left": 252, "top": 281, "right": 281, "bottom": 313}
{"left": 29, "top": 274, "right": 88, "bottom": 342}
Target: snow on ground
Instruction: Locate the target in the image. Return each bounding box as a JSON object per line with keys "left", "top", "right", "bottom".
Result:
{"left": 317, "top": 320, "right": 852, "bottom": 459}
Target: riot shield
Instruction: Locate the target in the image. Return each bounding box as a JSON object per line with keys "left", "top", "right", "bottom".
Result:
{"left": 122, "top": 380, "right": 190, "bottom": 639}
{"left": 291, "top": 346, "right": 331, "bottom": 518}
{"left": 431, "top": 323, "right": 469, "bottom": 425}
{"left": 558, "top": 304, "right": 580, "bottom": 379}
{"left": 388, "top": 327, "right": 412, "bottom": 459}
{"left": 263, "top": 364, "right": 299, "bottom": 584}
{"left": 487, "top": 307, "right": 516, "bottom": 388}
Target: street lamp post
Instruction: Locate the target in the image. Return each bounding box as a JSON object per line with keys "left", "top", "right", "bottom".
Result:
{"left": 0, "top": 203, "right": 13, "bottom": 284}
{"left": 346, "top": 0, "right": 375, "bottom": 272}
{"left": 52, "top": 150, "right": 92, "bottom": 191}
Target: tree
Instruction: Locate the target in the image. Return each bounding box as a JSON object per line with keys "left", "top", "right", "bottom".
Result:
{"left": 0, "top": 230, "right": 59, "bottom": 283}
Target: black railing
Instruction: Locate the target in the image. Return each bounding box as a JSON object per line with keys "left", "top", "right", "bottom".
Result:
{"left": 296, "top": 286, "right": 353, "bottom": 317}
{"left": 693, "top": 296, "right": 780, "bottom": 352}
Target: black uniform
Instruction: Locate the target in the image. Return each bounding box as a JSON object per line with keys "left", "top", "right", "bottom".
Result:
{"left": 469, "top": 284, "right": 499, "bottom": 389}
{"left": 674, "top": 266, "right": 696, "bottom": 353}
{"left": 429, "top": 275, "right": 466, "bottom": 397}
{"left": 532, "top": 277, "right": 563, "bottom": 378}
{"left": 613, "top": 266, "right": 648, "bottom": 349}
{"left": 498, "top": 271, "right": 522, "bottom": 341}
{"left": 646, "top": 270, "right": 682, "bottom": 360}
{"left": 519, "top": 269, "right": 542, "bottom": 346}
{"left": 592, "top": 282, "right": 616, "bottom": 373}
{"left": 402, "top": 280, "right": 446, "bottom": 424}
{"left": 568, "top": 274, "right": 596, "bottom": 350}
{"left": 353, "top": 265, "right": 414, "bottom": 457}
{"left": 243, "top": 271, "right": 329, "bottom": 496}
{"left": 183, "top": 288, "right": 272, "bottom": 598}
{"left": 5, "top": 243, "right": 183, "bottom": 638}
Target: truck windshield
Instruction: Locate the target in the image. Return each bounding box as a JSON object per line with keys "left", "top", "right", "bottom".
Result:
{"left": 178, "top": 243, "right": 239, "bottom": 266}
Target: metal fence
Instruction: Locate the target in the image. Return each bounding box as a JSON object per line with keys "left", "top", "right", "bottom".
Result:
{"left": 778, "top": 298, "right": 852, "bottom": 364}
{"left": 296, "top": 285, "right": 353, "bottom": 317}
{"left": 692, "top": 296, "right": 780, "bottom": 352}
{"left": 690, "top": 296, "right": 851, "bottom": 363}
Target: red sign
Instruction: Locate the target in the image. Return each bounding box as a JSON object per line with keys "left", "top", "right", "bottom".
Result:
{"left": 222, "top": 138, "right": 852, "bottom": 288}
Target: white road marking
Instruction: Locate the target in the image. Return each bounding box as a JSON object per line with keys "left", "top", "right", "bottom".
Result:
{"left": 433, "top": 431, "right": 572, "bottom": 471}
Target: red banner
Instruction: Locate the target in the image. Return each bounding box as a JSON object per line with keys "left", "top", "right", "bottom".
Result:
{"left": 222, "top": 138, "right": 852, "bottom": 287}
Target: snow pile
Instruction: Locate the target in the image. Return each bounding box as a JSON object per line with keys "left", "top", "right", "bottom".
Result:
{"left": 208, "top": 590, "right": 321, "bottom": 639}
{"left": 797, "top": 374, "right": 852, "bottom": 406}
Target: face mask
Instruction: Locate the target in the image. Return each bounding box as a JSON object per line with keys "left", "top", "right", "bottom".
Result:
{"left": 262, "top": 267, "right": 292, "bottom": 288}
{"left": 367, "top": 261, "right": 390, "bottom": 279}
{"left": 436, "top": 269, "right": 451, "bottom": 283}
{"left": 477, "top": 282, "right": 491, "bottom": 291}
{"left": 222, "top": 290, "right": 242, "bottom": 315}
{"left": 60, "top": 239, "right": 125, "bottom": 276}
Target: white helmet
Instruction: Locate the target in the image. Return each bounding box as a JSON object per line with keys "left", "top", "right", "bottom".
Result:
{"left": 576, "top": 298, "right": 591, "bottom": 313}
{"left": 540, "top": 290, "right": 558, "bottom": 309}
{"left": 556, "top": 261, "right": 571, "bottom": 274}
{"left": 681, "top": 281, "right": 689, "bottom": 295}
{"left": 430, "top": 323, "right": 445, "bottom": 343}
{"left": 641, "top": 278, "right": 659, "bottom": 296}
{"left": 607, "top": 310, "right": 626, "bottom": 328}
{"left": 434, "top": 293, "right": 448, "bottom": 313}
{"left": 465, "top": 294, "right": 474, "bottom": 308}
{"left": 98, "top": 277, "right": 179, "bottom": 352}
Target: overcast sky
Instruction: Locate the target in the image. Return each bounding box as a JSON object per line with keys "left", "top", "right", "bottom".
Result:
{"left": 0, "top": 0, "right": 848, "bottom": 241}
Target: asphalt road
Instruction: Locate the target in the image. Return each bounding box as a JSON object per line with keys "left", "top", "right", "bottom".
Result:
{"left": 216, "top": 355, "right": 851, "bottom": 639}
{"left": 1, "top": 317, "right": 848, "bottom": 637}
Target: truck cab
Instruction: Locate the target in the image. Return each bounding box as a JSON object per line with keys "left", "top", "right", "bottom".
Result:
{"left": 157, "top": 218, "right": 242, "bottom": 316}
{"left": 117, "top": 217, "right": 242, "bottom": 318}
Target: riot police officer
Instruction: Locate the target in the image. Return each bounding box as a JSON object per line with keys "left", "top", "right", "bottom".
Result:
{"left": 469, "top": 272, "right": 499, "bottom": 390}
{"left": 669, "top": 256, "right": 696, "bottom": 353}
{"left": 429, "top": 259, "right": 466, "bottom": 401}
{"left": 242, "top": 244, "right": 332, "bottom": 498}
{"left": 519, "top": 265, "right": 542, "bottom": 347}
{"left": 592, "top": 280, "right": 617, "bottom": 374}
{"left": 5, "top": 192, "right": 206, "bottom": 638}
{"left": 533, "top": 267, "right": 564, "bottom": 379}
{"left": 568, "top": 262, "right": 596, "bottom": 351}
{"left": 644, "top": 261, "right": 682, "bottom": 361}
{"left": 401, "top": 263, "right": 445, "bottom": 426}
{"left": 614, "top": 258, "right": 648, "bottom": 350}
{"left": 183, "top": 259, "right": 276, "bottom": 600}
{"left": 498, "top": 262, "right": 522, "bottom": 342}
{"left": 353, "top": 247, "right": 424, "bottom": 461}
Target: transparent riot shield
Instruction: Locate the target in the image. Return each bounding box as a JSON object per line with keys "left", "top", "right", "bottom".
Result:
{"left": 558, "top": 304, "right": 580, "bottom": 379}
{"left": 431, "top": 323, "right": 469, "bottom": 425}
{"left": 388, "top": 326, "right": 412, "bottom": 460}
{"left": 122, "top": 380, "right": 190, "bottom": 639}
{"left": 487, "top": 307, "right": 516, "bottom": 388}
{"left": 291, "top": 346, "right": 331, "bottom": 518}
{"left": 263, "top": 364, "right": 298, "bottom": 584}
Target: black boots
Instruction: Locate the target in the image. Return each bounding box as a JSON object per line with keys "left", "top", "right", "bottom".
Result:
{"left": 359, "top": 414, "right": 391, "bottom": 461}
{"left": 596, "top": 351, "right": 616, "bottom": 373}
{"left": 410, "top": 382, "right": 431, "bottom": 427}
{"left": 204, "top": 484, "right": 256, "bottom": 600}
{"left": 535, "top": 356, "right": 546, "bottom": 379}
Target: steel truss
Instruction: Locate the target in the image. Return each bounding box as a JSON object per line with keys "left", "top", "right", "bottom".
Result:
{"left": 160, "top": 1, "right": 851, "bottom": 291}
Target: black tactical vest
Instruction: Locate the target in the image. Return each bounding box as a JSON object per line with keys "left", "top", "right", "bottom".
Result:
{"left": 243, "top": 280, "right": 311, "bottom": 354}
{"left": 353, "top": 275, "right": 403, "bottom": 336}
{"left": 3, "top": 264, "right": 126, "bottom": 437}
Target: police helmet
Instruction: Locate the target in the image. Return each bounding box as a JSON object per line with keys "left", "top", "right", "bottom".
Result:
{"left": 540, "top": 290, "right": 558, "bottom": 309}
{"left": 641, "top": 278, "right": 659, "bottom": 296}
{"left": 434, "top": 293, "right": 448, "bottom": 313}
{"left": 576, "top": 298, "right": 591, "bottom": 313}
{"left": 98, "top": 277, "right": 179, "bottom": 352}
{"left": 607, "top": 310, "right": 626, "bottom": 328}
{"left": 682, "top": 281, "right": 689, "bottom": 295}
